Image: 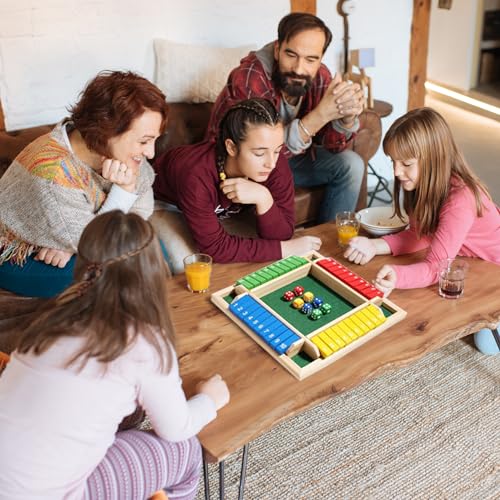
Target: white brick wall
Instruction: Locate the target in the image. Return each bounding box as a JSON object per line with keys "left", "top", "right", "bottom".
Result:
{"left": 0, "top": 0, "right": 413, "bottom": 180}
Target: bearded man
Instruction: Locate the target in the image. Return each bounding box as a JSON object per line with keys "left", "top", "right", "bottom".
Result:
{"left": 206, "top": 12, "right": 366, "bottom": 223}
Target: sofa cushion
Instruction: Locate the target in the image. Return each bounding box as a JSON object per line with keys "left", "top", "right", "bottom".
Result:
{"left": 155, "top": 102, "right": 213, "bottom": 156}
{"left": 154, "top": 40, "right": 255, "bottom": 103}
{"left": 294, "top": 186, "right": 325, "bottom": 227}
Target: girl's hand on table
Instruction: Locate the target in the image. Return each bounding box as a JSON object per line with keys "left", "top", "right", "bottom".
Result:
{"left": 343, "top": 236, "right": 377, "bottom": 265}
{"left": 281, "top": 235, "right": 322, "bottom": 257}
{"left": 197, "top": 374, "right": 230, "bottom": 411}
{"left": 374, "top": 264, "right": 397, "bottom": 297}
{"left": 35, "top": 248, "right": 73, "bottom": 268}
{"left": 101, "top": 158, "right": 138, "bottom": 193}
{"left": 344, "top": 237, "right": 391, "bottom": 265}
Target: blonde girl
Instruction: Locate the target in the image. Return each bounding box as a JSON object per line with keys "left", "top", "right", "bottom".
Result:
{"left": 344, "top": 107, "right": 500, "bottom": 354}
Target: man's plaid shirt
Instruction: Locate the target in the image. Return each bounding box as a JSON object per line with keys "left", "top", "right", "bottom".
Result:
{"left": 206, "top": 49, "right": 355, "bottom": 155}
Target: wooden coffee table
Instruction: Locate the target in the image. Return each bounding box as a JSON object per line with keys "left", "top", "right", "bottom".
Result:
{"left": 166, "top": 223, "right": 500, "bottom": 499}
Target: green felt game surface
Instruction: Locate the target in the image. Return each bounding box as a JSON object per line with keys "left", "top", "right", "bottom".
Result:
{"left": 291, "top": 351, "right": 314, "bottom": 367}
{"left": 381, "top": 305, "right": 393, "bottom": 318}
{"left": 260, "top": 275, "right": 354, "bottom": 336}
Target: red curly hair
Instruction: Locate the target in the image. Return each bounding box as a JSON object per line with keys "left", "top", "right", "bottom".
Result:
{"left": 69, "top": 71, "right": 168, "bottom": 157}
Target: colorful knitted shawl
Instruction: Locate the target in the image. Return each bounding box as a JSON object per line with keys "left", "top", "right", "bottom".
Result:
{"left": 0, "top": 122, "right": 155, "bottom": 265}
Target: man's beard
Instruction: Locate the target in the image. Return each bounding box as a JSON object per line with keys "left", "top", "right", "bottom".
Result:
{"left": 272, "top": 66, "right": 312, "bottom": 98}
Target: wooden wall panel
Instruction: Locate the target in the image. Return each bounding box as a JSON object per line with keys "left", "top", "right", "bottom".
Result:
{"left": 290, "top": 0, "right": 316, "bottom": 14}
{"left": 0, "top": 102, "right": 5, "bottom": 131}
{"left": 408, "top": 0, "right": 431, "bottom": 110}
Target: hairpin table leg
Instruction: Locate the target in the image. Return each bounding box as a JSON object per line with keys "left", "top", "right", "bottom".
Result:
{"left": 203, "top": 443, "right": 250, "bottom": 500}
{"left": 219, "top": 460, "right": 225, "bottom": 499}
{"left": 492, "top": 328, "right": 500, "bottom": 350}
{"left": 203, "top": 452, "right": 210, "bottom": 500}
{"left": 238, "top": 444, "right": 249, "bottom": 500}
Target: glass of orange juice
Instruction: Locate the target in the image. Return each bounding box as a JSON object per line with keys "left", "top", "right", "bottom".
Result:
{"left": 336, "top": 211, "right": 360, "bottom": 247}
{"left": 183, "top": 253, "right": 212, "bottom": 293}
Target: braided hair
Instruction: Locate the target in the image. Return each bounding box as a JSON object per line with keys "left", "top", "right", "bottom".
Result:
{"left": 16, "top": 210, "right": 175, "bottom": 373}
{"left": 216, "top": 98, "right": 281, "bottom": 179}
{"left": 56, "top": 224, "right": 155, "bottom": 306}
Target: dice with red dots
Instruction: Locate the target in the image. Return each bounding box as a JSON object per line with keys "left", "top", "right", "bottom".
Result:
{"left": 293, "top": 286, "right": 305, "bottom": 297}
{"left": 283, "top": 290, "right": 295, "bottom": 301}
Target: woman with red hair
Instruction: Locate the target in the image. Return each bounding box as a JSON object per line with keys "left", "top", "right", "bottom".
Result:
{"left": 0, "top": 70, "right": 169, "bottom": 297}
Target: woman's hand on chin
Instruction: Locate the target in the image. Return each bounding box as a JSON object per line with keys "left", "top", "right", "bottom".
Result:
{"left": 101, "top": 158, "right": 138, "bottom": 193}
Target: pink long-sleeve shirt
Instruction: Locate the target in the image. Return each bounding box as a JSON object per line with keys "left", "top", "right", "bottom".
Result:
{"left": 383, "top": 181, "right": 500, "bottom": 289}
{"left": 0, "top": 336, "right": 216, "bottom": 500}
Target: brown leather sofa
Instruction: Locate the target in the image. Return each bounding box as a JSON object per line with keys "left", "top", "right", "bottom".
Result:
{"left": 0, "top": 103, "right": 382, "bottom": 226}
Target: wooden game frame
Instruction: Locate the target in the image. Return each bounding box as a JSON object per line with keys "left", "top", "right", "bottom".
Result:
{"left": 211, "top": 252, "right": 407, "bottom": 380}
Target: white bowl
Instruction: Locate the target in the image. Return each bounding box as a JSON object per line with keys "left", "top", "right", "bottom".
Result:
{"left": 356, "top": 206, "right": 409, "bottom": 236}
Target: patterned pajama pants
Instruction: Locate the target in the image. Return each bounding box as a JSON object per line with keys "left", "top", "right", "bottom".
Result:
{"left": 83, "top": 430, "right": 202, "bottom": 500}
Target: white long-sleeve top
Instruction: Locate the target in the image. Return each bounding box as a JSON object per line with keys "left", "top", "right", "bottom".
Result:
{"left": 0, "top": 335, "right": 216, "bottom": 500}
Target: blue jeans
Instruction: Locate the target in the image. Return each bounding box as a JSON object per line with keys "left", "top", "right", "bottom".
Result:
{"left": 0, "top": 255, "right": 76, "bottom": 298}
{"left": 0, "top": 239, "right": 173, "bottom": 298}
{"left": 289, "top": 147, "right": 365, "bottom": 223}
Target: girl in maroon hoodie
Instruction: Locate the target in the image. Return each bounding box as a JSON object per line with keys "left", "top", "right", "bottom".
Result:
{"left": 153, "top": 98, "right": 321, "bottom": 270}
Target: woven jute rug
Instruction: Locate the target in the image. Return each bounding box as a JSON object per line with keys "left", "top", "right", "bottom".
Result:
{"left": 197, "top": 340, "right": 499, "bottom": 499}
